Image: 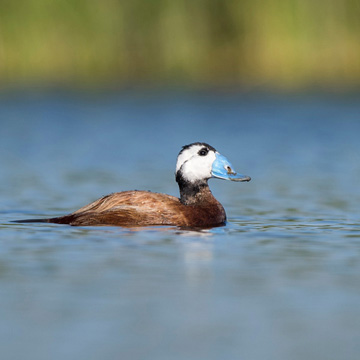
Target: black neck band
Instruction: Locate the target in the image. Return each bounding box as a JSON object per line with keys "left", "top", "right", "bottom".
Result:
{"left": 176, "top": 172, "right": 208, "bottom": 205}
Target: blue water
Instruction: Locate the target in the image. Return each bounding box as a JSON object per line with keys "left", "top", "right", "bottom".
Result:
{"left": 1, "top": 91, "right": 360, "bottom": 360}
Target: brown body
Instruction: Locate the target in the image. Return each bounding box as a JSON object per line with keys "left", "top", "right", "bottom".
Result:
{"left": 48, "top": 187, "right": 226, "bottom": 227}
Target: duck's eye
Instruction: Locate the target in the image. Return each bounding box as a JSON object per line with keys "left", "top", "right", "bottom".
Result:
{"left": 198, "top": 148, "right": 208, "bottom": 156}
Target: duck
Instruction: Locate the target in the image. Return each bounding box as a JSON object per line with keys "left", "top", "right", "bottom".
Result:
{"left": 16, "top": 142, "right": 250, "bottom": 228}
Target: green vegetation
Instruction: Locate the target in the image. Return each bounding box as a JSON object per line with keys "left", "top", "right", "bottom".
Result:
{"left": 0, "top": 0, "right": 359, "bottom": 89}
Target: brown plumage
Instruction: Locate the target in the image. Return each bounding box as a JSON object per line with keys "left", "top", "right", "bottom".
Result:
{"left": 47, "top": 189, "right": 226, "bottom": 227}
{"left": 15, "top": 142, "right": 250, "bottom": 228}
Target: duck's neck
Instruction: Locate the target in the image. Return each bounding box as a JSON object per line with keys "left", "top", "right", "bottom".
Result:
{"left": 176, "top": 175, "right": 215, "bottom": 205}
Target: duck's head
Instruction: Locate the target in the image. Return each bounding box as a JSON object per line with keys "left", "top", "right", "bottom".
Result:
{"left": 175, "top": 142, "right": 251, "bottom": 185}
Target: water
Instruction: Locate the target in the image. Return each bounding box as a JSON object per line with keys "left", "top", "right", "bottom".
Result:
{"left": 1, "top": 91, "right": 360, "bottom": 360}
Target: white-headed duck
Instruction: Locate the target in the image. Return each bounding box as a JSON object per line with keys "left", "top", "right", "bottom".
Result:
{"left": 16, "top": 143, "right": 250, "bottom": 228}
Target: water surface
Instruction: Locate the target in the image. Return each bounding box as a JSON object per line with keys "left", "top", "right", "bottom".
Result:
{"left": 1, "top": 91, "right": 360, "bottom": 360}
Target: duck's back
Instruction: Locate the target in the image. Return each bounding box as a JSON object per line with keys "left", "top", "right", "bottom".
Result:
{"left": 48, "top": 190, "right": 225, "bottom": 227}
{"left": 49, "top": 191, "right": 181, "bottom": 226}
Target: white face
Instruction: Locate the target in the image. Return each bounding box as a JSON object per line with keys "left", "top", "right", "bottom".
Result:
{"left": 176, "top": 144, "right": 217, "bottom": 183}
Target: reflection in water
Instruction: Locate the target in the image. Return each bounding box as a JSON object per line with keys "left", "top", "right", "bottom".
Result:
{"left": 182, "top": 237, "right": 214, "bottom": 285}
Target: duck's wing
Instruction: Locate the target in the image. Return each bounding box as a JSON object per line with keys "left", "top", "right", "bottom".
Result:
{"left": 50, "top": 191, "right": 187, "bottom": 226}
{"left": 71, "top": 191, "right": 178, "bottom": 213}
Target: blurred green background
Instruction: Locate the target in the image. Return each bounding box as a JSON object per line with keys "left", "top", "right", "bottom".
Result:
{"left": 0, "top": 0, "right": 359, "bottom": 90}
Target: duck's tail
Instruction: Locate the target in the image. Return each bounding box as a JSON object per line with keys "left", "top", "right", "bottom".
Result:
{"left": 13, "top": 218, "right": 51, "bottom": 223}
{"left": 13, "top": 216, "right": 74, "bottom": 224}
